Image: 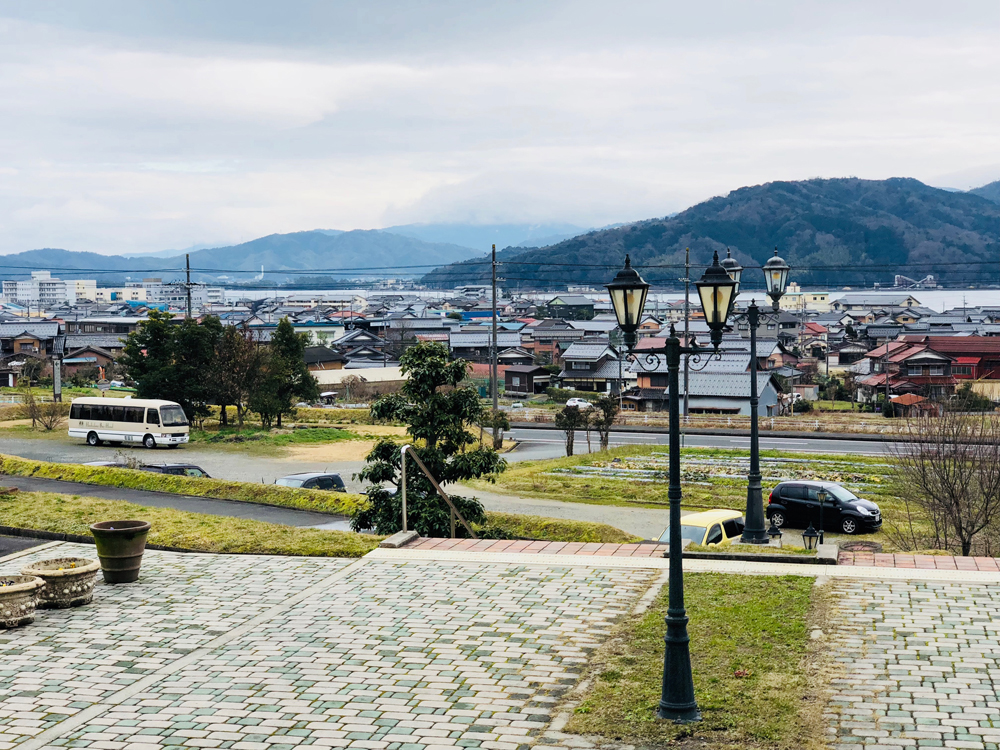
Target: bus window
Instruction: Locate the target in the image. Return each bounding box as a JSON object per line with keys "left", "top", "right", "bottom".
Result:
{"left": 159, "top": 405, "right": 189, "bottom": 427}
{"left": 110, "top": 405, "right": 125, "bottom": 422}
{"left": 146, "top": 408, "right": 160, "bottom": 425}
{"left": 70, "top": 403, "right": 82, "bottom": 419}
{"left": 125, "top": 406, "right": 144, "bottom": 423}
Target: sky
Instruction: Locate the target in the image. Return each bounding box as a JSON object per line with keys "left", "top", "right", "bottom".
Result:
{"left": 0, "top": 0, "right": 998, "bottom": 255}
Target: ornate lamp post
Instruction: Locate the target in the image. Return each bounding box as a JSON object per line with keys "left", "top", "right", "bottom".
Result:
{"left": 607, "top": 251, "right": 736, "bottom": 723}
{"left": 726, "top": 248, "right": 791, "bottom": 544}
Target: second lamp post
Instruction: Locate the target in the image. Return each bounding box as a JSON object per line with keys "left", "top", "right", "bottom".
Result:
{"left": 720, "top": 248, "right": 790, "bottom": 544}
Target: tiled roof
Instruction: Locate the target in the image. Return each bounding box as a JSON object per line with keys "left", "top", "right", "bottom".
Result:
{"left": 65, "top": 333, "right": 126, "bottom": 349}
{"left": 0, "top": 322, "right": 60, "bottom": 339}
{"left": 449, "top": 332, "right": 521, "bottom": 347}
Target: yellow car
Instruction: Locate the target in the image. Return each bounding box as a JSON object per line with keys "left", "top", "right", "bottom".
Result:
{"left": 656, "top": 509, "right": 746, "bottom": 546}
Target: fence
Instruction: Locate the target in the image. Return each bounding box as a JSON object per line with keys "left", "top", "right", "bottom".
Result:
{"left": 514, "top": 408, "right": 911, "bottom": 435}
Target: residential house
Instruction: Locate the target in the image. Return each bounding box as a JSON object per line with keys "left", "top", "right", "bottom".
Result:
{"left": 858, "top": 342, "right": 957, "bottom": 401}
{"left": 520, "top": 319, "right": 586, "bottom": 365}
{"left": 556, "top": 341, "right": 632, "bottom": 393}
{"left": 62, "top": 346, "right": 115, "bottom": 376}
{"left": 504, "top": 365, "right": 551, "bottom": 396}
{"left": 303, "top": 346, "right": 347, "bottom": 372}
{"left": 546, "top": 294, "right": 595, "bottom": 320}
{"left": 448, "top": 331, "right": 522, "bottom": 364}
{"left": 831, "top": 294, "right": 921, "bottom": 311}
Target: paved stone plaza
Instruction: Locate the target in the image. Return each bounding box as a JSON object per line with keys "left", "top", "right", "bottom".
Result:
{"left": 0, "top": 544, "right": 651, "bottom": 750}
{"left": 827, "top": 580, "right": 1000, "bottom": 750}
{"left": 4, "top": 543, "right": 1000, "bottom": 750}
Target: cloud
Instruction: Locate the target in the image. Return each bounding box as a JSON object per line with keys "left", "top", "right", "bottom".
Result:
{"left": 0, "top": 3, "right": 997, "bottom": 254}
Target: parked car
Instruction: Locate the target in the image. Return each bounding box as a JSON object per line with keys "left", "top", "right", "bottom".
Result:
{"left": 83, "top": 461, "right": 211, "bottom": 478}
{"left": 511, "top": 402, "right": 524, "bottom": 409}
{"left": 657, "top": 509, "right": 745, "bottom": 545}
{"left": 767, "top": 481, "right": 881, "bottom": 535}
{"left": 565, "top": 398, "right": 593, "bottom": 409}
{"left": 275, "top": 472, "right": 346, "bottom": 492}
{"left": 142, "top": 463, "right": 212, "bottom": 478}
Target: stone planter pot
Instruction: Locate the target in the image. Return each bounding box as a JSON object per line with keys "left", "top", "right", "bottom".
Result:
{"left": 89, "top": 520, "right": 151, "bottom": 584}
{"left": 0, "top": 575, "right": 45, "bottom": 628}
{"left": 21, "top": 558, "right": 101, "bottom": 608}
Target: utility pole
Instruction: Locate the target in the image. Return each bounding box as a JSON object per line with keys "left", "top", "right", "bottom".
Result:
{"left": 491, "top": 244, "right": 499, "bottom": 412}
{"left": 185, "top": 253, "right": 192, "bottom": 320}
{"left": 683, "top": 248, "right": 690, "bottom": 417}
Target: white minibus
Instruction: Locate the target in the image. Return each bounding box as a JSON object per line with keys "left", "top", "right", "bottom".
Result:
{"left": 68, "top": 397, "right": 190, "bottom": 448}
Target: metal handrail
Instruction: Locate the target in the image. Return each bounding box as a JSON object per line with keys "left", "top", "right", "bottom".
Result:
{"left": 400, "top": 444, "right": 478, "bottom": 539}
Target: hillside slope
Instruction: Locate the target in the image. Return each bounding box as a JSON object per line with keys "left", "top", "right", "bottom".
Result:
{"left": 970, "top": 180, "right": 1000, "bottom": 204}
{"left": 424, "top": 178, "right": 1000, "bottom": 289}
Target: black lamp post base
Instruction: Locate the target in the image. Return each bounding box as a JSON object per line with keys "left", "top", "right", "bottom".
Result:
{"left": 658, "top": 702, "right": 702, "bottom": 723}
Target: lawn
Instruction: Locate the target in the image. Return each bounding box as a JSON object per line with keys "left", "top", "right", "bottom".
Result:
{"left": 567, "top": 573, "right": 821, "bottom": 749}
{"left": 188, "top": 426, "right": 359, "bottom": 448}
{"left": 0, "top": 491, "right": 382, "bottom": 557}
{"left": 467, "top": 444, "right": 922, "bottom": 549}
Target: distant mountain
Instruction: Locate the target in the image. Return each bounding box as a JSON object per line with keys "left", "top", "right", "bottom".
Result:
{"left": 0, "top": 230, "right": 482, "bottom": 282}
{"left": 970, "top": 180, "right": 1000, "bottom": 204}
{"left": 423, "top": 178, "right": 1000, "bottom": 290}
{"left": 383, "top": 223, "right": 590, "bottom": 252}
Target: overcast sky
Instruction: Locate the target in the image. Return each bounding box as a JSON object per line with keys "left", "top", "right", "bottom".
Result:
{"left": 0, "top": 0, "right": 998, "bottom": 255}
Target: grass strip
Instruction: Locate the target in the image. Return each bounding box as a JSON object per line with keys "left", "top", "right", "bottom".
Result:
{"left": 0, "top": 453, "right": 367, "bottom": 517}
{"left": 686, "top": 541, "right": 816, "bottom": 556}
{"left": 481, "top": 511, "right": 641, "bottom": 543}
{"left": 0, "top": 491, "right": 381, "bottom": 557}
{"left": 568, "top": 572, "right": 817, "bottom": 749}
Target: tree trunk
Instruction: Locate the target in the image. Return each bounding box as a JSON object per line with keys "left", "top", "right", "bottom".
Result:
{"left": 962, "top": 539, "right": 972, "bottom": 557}
{"left": 565, "top": 432, "right": 574, "bottom": 456}
{"left": 277, "top": 412, "right": 282, "bottom": 428}
{"left": 220, "top": 404, "right": 228, "bottom": 426}
{"left": 492, "top": 425, "right": 502, "bottom": 450}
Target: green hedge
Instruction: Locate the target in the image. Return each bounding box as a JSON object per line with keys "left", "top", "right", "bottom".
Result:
{"left": 545, "top": 387, "right": 600, "bottom": 404}
{"left": 0, "top": 453, "right": 367, "bottom": 517}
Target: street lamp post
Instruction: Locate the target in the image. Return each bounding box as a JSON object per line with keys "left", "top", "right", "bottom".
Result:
{"left": 607, "top": 251, "right": 736, "bottom": 723}
{"left": 725, "top": 248, "right": 790, "bottom": 545}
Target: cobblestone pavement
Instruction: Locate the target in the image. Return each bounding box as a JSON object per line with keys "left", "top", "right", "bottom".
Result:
{"left": 827, "top": 579, "right": 1000, "bottom": 750}
{"left": 0, "top": 544, "right": 651, "bottom": 750}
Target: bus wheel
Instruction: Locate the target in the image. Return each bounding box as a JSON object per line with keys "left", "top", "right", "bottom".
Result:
{"left": 143, "top": 434, "right": 157, "bottom": 449}
{"left": 87, "top": 432, "right": 102, "bottom": 446}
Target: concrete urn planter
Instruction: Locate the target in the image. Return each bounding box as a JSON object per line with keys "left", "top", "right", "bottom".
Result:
{"left": 21, "top": 558, "right": 101, "bottom": 608}
{"left": 90, "top": 520, "right": 150, "bottom": 583}
{"left": 0, "top": 575, "right": 45, "bottom": 628}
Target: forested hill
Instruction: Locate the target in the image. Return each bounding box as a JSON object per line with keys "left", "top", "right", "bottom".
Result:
{"left": 422, "top": 178, "right": 1000, "bottom": 290}
{"left": 970, "top": 180, "right": 1000, "bottom": 204}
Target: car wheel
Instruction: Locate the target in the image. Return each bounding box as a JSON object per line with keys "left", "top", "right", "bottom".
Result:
{"left": 143, "top": 434, "right": 157, "bottom": 449}
{"left": 768, "top": 511, "right": 785, "bottom": 528}
{"left": 841, "top": 517, "right": 858, "bottom": 534}
{"left": 86, "top": 432, "right": 101, "bottom": 446}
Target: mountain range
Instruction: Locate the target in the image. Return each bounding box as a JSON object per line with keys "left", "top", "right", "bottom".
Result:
{"left": 0, "top": 230, "right": 484, "bottom": 283}
{"left": 423, "top": 178, "right": 1000, "bottom": 290}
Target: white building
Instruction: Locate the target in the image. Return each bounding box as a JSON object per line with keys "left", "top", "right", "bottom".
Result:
{"left": 93, "top": 286, "right": 148, "bottom": 303}
{"left": 1, "top": 271, "right": 83, "bottom": 307}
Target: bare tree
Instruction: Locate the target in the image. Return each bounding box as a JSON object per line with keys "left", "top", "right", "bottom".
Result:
{"left": 888, "top": 408, "right": 1000, "bottom": 556}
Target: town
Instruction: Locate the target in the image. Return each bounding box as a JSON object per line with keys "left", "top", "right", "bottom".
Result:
{"left": 2, "top": 3, "right": 999, "bottom": 750}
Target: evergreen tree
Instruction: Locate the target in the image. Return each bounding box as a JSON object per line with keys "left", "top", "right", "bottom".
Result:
{"left": 120, "top": 311, "right": 222, "bottom": 420}
{"left": 352, "top": 342, "right": 506, "bottom": 537}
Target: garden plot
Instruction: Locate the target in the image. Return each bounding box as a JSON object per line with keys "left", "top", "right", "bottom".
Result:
{"left": 545, "top": 452, "right": 892, "bottom": 491}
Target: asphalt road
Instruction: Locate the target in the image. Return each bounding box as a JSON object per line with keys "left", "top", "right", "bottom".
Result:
{"left": 0, "top": 535, "right": 48, "bottom": 558}
{"left": 0, "top": 475, "right": 353, "bottom": 531}
{"left": 506, "top": 426, "right": 893, "bottom": 460}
